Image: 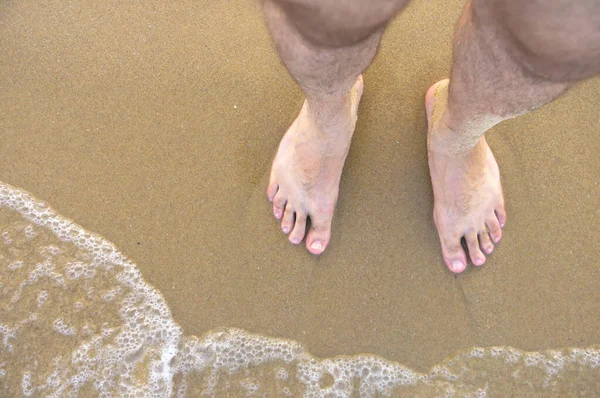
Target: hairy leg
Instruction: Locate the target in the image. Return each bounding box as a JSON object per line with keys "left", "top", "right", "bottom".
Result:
{"left": 427, "top": 0, "right": 600, "bottom": 272}
{"left": 263, "top": 0, "right": 409, "bottom": 254}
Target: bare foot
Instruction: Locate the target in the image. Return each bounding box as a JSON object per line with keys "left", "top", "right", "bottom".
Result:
{"left": 267, "top": 76, "right": 364, "bottom": 254}
{"left": 426, "top": 79, "right": 507, "bottom": 273}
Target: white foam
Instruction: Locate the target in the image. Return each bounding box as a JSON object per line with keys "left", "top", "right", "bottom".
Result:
{"left": 21, "top": 372, "right": 34, "bottom": 396}
{"left": 37, "top": 290, "right": 49, "bottom": 308}
{"left": 276, "top": 367, "right": 289, "bottom": 380}
{"left": 53, "top": 319, "right": 77, "bottom": 336}
{"left": 7, "top": 260, "right": 23, "bottom": 270}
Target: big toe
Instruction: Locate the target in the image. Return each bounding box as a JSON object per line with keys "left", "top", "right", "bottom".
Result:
{"left": 440, "top": 237, "right": 468, "bottom": 273}
{"left": 306, "top": 218, "right": 332, "bottom": 255}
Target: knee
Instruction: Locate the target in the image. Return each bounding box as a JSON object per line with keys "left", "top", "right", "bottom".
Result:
{"left": 477, "top": 0, "right": 600, "bottom": 81}
{"left": 267, "top": 0, "right": 408, "bottom": 48}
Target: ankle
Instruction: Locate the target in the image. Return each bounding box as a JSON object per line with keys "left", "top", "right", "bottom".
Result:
{"left": 305, "top": 95, "right": 353, "bottom": 132}
{"left": 435, "top": 105, "right": 506, "bottom": 154}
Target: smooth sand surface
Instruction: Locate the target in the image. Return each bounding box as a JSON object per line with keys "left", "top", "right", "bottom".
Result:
{"left": 1, "top": 0, "right": 599, "bottom": 372}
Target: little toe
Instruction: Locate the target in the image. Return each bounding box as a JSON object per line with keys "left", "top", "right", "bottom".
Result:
{"left": 306, "top": 218, "right": 332, "bottom": 255}
{"left": 267, "top": 182, "right": 279, "bottom": 202}
{"left": 486, "top": 216, "right": 503, "bottom": 243}
{"left": 440, "top": 237, "right": 468, "bottom": 273}
{"left": 479, "top": 229, "right": 494, "bottom": 255}
{"left": 288, "top": 212, "right": 307, "bottom": 245}
{"left": 281, "top": 206, "right": 295, "bottom": 234}
{"left": 466, "top": 232, "right": 486, "bottom": 266}
{"left": 272, "top": 192, "right": 286, "bottom": 220}
{"left": 495, "top": 205, "right": 507, "bottom": 228}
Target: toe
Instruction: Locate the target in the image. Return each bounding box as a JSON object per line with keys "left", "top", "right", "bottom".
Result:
{"left": 281, "top": 206, "right": 295, "bottom": 234}
{"left": 289, "top": 212, "right": 307, "bottom": 245}
{"left": 439, "top": 235, "right": 468, "bottom": 273}
{"left": 479, "top": 228, "right": 494, "bottom": 255}
{"left": 486, "top": 216, "right": 503, "bottom": 243}
{"left": 495, "top": 206, "right": 507, "bottom": 228}
{"left": 272, "top": 192, "right": 286, "bottom": 220}
{"left": 306, "top": 217, "right": 332, "bottom": 255}
{"left": 267, "top": 182, "right": 279, "bottom": 202}
{"left": 466, "top": 231, "right": 486, "bottom": 266}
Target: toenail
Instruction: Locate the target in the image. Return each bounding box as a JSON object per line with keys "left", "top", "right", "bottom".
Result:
{"left": 282, "top": 226, "right": 290, "bottom": 233}
{"left": 474, "top": 258, "right": 485, "bottom": 266}
{"left": 274, "top": 211, "right": 281, "bottom": 218}
{"left": 451, "top": 261, "right": 464, "bottom": 272}
{"left": 291, "top": 238, "right": 300, "bottom": 244}
{"left": 311, "top": 241, "right": 323, "bottom": 251}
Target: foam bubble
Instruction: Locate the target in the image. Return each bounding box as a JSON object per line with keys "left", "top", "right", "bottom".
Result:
{"left": 7, "top": 260, "right": 23, "bottom": 270}
{"left": 53, "top": 319, "right": 77, "bottom": 336}
{"left": 36, "top": 290, "right": 49, "bottom": 308}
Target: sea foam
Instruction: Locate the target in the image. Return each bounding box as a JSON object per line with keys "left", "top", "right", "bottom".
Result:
{"left": 0, "top": 181, "right": 598, "bottom": 397}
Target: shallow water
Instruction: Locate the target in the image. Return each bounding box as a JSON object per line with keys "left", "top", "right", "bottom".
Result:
{"left": 1, "top": 181, "right": 599, "bottom": 397}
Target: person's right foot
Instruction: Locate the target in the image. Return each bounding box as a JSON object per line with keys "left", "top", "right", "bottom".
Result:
{"left": 267, "top": 76, "right": 364, "bottom": 255}
{"left": 426, "top": 79, "right": 507, "bottom": 273}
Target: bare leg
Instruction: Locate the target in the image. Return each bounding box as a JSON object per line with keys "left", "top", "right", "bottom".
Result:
{"left": 263, "top": 0, "right": 409, "bottom": 254}
{"left": 427, "top": 0, "right": 600, "bottom": 272}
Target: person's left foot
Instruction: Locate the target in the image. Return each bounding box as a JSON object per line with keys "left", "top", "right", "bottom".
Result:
{"left": 426, "top": 79, "right": 507, "bottom": 273}
{"left": 267, "top": 76, "right": 364, "bottom": 254}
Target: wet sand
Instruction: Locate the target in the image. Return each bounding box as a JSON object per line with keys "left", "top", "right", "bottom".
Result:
{"left": 1, "top": 0, "right": 599, "bottom": 375}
